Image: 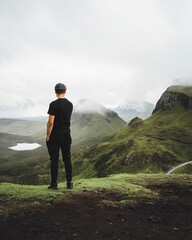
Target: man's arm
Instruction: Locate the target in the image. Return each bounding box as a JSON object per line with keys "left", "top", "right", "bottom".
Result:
{"left": 46, "top": 115, "right": 55, "bottom": 141}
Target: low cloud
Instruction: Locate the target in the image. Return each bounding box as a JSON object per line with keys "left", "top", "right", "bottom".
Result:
{"left": 73, "top": 99, "right": 107, "bottom": 115}
{"left": 172, "top": 79, "right": 192, "bottom": 86}
{"left": 1, "top": 0, "right": 192, "bottom": 117}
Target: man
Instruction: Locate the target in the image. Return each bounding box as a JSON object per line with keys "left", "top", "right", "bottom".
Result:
{"left": 46, "top": 83, "right": 73, "bottom": 189}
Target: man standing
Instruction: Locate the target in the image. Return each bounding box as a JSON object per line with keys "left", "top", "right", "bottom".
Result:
{"left": 46, "top": 83, "right": 73, "bottom": 189}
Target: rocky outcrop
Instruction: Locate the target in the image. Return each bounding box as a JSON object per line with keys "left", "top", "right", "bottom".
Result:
{"left": 128, "top": 117, "right": 144, "bottom": 128}
{"left": 152, "top": 86, "right": 192, "bottom": 114}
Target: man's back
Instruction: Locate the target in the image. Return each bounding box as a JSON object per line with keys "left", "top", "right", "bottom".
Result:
{"left": 46, "top": 83, "right": 73, "bottom": 189}
{"left": 48, "top": 98, "right": 73, "bottom": 135}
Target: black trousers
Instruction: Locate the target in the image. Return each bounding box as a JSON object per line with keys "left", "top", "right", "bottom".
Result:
{"left": 46, "top": 133, "right": 72, "bottom": 184}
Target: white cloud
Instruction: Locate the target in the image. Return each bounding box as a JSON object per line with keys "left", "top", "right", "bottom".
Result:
{"left": 0, "top": 0, "right": 192, "bottom": 117}
{"left": 172, "top": 78, "right": 192, "bottom": 86}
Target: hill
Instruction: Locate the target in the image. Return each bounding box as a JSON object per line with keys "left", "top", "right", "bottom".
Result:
{"left": 0, "top": 99, "right": 126, "bottom": 184}
{"left": 72, "top": 86, "right": 192, "bottom": 178}
{"left": 0, "top": 118, "right": 46, "bottom": 136}
{"left": 71, "top": 99, "right": 127, "bottom": 148}
{"left": 0, "top": 100, "right": 126, "bottom": 148}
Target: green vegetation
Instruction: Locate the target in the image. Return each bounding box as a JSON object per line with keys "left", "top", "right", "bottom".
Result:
{"left": 0, "top": 118, "right": 46, "bottom": 136}
{"left": 168, "top": 85, "right": 192, "bottom": 97}
{"left": 0, "top": 173, "right": 156, "bottom": 217}
{"left": 71, "top": 88, "right": 192, "bottom": 178}
{"left": 1, "top": 173, "right": 191, "bottom": 218}
{"left": 71, "top": 111, "right": 126, "bottom": 149}
{"left": 0, "top": 86, "right": 192, "bottom": 185}
{"left": 0, "top": 109, "right": 126, "bottom": 184}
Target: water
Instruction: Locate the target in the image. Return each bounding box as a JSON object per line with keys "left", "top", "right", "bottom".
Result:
{"left": 8, "top": 143, "right": 41, "bottom": 151}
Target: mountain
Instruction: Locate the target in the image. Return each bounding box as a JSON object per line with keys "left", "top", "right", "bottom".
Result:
{"left": 111, "top": 99, "right": 154, "bottom": 122}
{"left": 0, "top": 99, "right": 126, "bottom": 184}
{"left": 71, "top": 99, "right": 127, "bottom": 148}
{"left": 153, "top": 85, "right": 192, "bottom": 113}
{"left": 72, "top": 86, "right": 192, "bottom": 178}
{"left": 0, "top": 99, "right": 126, "bottom": 149}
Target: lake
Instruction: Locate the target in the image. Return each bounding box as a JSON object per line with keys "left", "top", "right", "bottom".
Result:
{"left": 8, "top": 143, "right": 41, "bottom": 151}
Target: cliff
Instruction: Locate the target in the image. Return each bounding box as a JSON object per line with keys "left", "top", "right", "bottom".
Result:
{"left": 152, "top": 86, "right": 192, "bottom": 114}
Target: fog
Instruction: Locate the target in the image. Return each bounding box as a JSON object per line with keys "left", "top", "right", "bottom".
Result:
{"left": 1, "top": 0, "right": 192, "bottom": 117}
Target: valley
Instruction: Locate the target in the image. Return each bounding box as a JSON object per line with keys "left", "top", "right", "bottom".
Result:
{"left": 0, "top": 85, "right": 192, "bottom": 239}
{"left": 0, "top": 86, "right": 192, "bottom": 184}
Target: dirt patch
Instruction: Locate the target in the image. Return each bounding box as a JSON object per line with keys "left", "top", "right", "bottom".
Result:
{"left": 0, "top": 181, "right": 192, "bottom": 240}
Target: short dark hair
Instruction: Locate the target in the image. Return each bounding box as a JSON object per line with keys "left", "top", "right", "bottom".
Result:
{"left": 55, "top": 89, "right": 66, "bottom": 94}
{"left": 54, "top": 83, "right": 67, "bottom": 94}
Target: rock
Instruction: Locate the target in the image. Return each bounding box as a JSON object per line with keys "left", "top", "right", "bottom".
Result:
{"left": 153, "top": 87, "right": 192, "bottom": 114}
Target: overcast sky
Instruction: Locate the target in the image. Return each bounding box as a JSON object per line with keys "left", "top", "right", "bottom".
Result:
{"left": 1, "top": 0, "right": 192, "bottom": 118}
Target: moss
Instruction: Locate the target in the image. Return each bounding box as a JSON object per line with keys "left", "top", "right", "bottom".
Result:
{"left": 168, "top": 86, "right": 192, "bottom": 97}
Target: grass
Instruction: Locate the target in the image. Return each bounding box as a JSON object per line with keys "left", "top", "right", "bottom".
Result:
{"left": 1, "top": 173, "right": 192, "bottom": 218}
{"left": 1, "top": 86, "right": 192, "bottom": 184}
{"left": 0, "top": 173, "right": 159, "bottom": 217}
{"left": 168, "top": 86, "right": 192, "bottom": 97}
{"left": 72, "top": 101, "right": 192, "bottom": 178}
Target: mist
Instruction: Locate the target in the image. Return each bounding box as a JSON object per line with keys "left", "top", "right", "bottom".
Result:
{"left": 172, "top": 79, "right": 192, "bottom": 86}
{"left": 1, "top": 0, "right": 192, "bottom": 118}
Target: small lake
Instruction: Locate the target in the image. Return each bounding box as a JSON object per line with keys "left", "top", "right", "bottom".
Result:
{"left": 8, "top": 143, "right": 41, "bottom": 151}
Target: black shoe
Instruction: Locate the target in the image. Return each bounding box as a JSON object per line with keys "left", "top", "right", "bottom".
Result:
{"left": 67, "top": 182, "right": 73, "bottom": 189}
{"left": 48, "top": 183, "right": 58, "bottom": 190}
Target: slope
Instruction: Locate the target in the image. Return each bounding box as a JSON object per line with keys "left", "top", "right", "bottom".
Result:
{"left": 72, "top": 86, "right": 192, "bottom": 178}
{"left": 71, "top": 99, "right": 127, "bottom": 148}
{"left": 0, "top": 100, "right": 126, "bottom": 184}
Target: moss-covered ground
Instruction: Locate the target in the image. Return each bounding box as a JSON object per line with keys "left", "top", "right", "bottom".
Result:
{"left": 0, "top": 173, "right": 191, "bottom": 218}
{"left": 0, "top": 173, "right": 192, "bottom": 240}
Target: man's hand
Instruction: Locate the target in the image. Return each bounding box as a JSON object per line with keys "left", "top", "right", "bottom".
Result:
{"left": 46, "top": 115, "right": 55, "bottom": 141}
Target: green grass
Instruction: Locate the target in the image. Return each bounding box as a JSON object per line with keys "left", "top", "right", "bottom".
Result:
{"left": 71, "top": 100, "right": 192, "bottom": 178}
{"left": 168, "top": 86, "right": 192, "bottom": 97}
{"left": 1, "top": 173, "right": 192, "bottom": 218}
{"left": 0, "top": 174, "right": 156, "bottom": 200}
{"left": 1, "top": 86, "right": 192, "bottom": 184}
{"left": 0, "top": 173, "right": 159, "bottom": 217}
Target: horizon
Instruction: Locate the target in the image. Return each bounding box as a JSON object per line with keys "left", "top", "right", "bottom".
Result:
{"left": 0, "top": 96, "right": 155, "bottom": 119}
{"left": 1, "top": 83, "right": 192, "bottom": 118}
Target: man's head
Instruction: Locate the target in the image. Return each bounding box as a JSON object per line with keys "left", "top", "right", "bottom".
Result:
{"left": 55, "top": 83, "right": 67, "bottom": 94}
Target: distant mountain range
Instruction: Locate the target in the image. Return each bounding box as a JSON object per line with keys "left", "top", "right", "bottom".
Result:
{"left": 110, "top": 100, "right": 155, "bottom": 122}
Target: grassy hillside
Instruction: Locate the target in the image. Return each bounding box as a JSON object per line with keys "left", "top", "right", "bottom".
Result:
{"left": 71, "top": 90, "right": 192, "bottom": 178}
{"left": 0, "top": 133, "right": 36, "bottom": 159}
{"left": 71, "top": 111, "right": 126, "bottom": 149}
{"left": 0, "top": 173, "right": 191, "bottom": 218}
{"left": 168, "top": 85, "right": 192, "bottom": 97}
{"left": 0, "top": 118, "right": 46, "bottom": 136}
{"left": 0, "top": 173, "right": 167, "bottom": 217}
{"left": 0, "top": 108, "right": 126, "bottom": 184}
{"left": 1, "top": 87, "right": 191, "bottom": 184}
{"left": 1, "top": 174, "right": 191, "bottom": 240}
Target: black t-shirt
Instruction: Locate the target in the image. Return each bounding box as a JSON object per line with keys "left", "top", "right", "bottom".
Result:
{"left": 48, "top": 98, "right": 73, "bottom": 135}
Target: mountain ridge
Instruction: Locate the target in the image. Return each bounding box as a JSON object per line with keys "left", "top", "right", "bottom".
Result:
{"left": 71, "top": 99, "right": 126, "bottom": 148}
{"left": 72, "top": 85, "right": 192, "bottom": 178}
{"left": 153, "top": 85, "right": 192, "bottom": 114}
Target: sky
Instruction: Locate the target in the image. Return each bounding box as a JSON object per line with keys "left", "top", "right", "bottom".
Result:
{"left": 1, "top": 0, "right": 192, "bottom": 118}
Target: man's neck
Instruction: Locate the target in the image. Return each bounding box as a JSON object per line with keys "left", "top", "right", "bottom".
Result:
{"left": 57, "top": 93, "right": 65, "bottom": 99}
